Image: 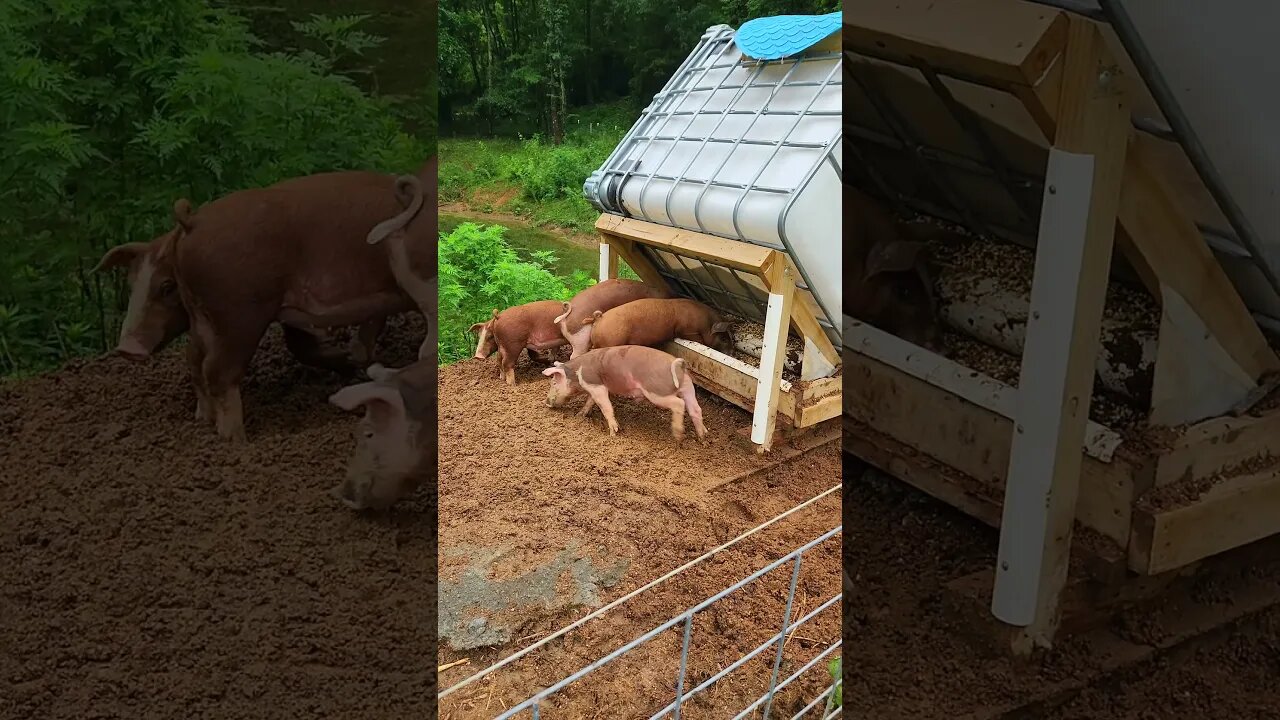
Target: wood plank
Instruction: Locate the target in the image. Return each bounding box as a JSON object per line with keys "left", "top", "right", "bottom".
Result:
{"left": 1154, "top": 407, "right": 1280, "bottom": 487}
{"left": 797, "top": 383, "right": 842, "bottom": 428}
{"left": 776, "top": 257, "right": 840, "bottom": 369}
{"left": 843, "top": 315, "right": 1122, "bottom": 462}
{"left": 1018, "top": 38, "right": 1278, "bottom": 389}
{"left": 842, "top": 348, "right": 1136, "bottom": 546}
{"left": 600, "top": 241, "right": 618, "bottom": 281}
{"left": 751, "top": 260, "right": 797, "bottom": 452}
{"left": 604, "top": 234, "right": 669, "bottom": 290}
{"left": 992, "top": 17, "right": 1131, "bottom": 649}
{"left": 664, "top": 340, "right": 797, "bottom": 421}
{"left": 1122, "top": 133, "right": 1280, "bottom": 382}
{"left": 596, "top": 215, "right": 774, "bottom": 273}
{"left": 844, "top": 0, "right": 1068, "bottom": 89}
{"left": 1133, "top": 468, "right": 1280, "bottom": 575}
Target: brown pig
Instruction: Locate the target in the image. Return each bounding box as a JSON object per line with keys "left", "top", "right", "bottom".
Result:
{"left": 582, "top": 298, "right": 733, "bottom": 354}
{"left": 328, "top": 356, "right": 436, "bottom": 511}
{"left": 555, "top": 279, "right": 672, "bottom": 358}
{"left": 845, "top": 184, "right": 942, "bottom": 351}
{"left": 365, "top": 156, "right": 438, "bottom": 360}
{"left": 542, "top": 345, "right": 706, "bottom": 441}
{"left": 95, "top": 170, "right": 428, "bottom": 442}
{"left": 470, "top": 300, "right": 568, "bottom": 385}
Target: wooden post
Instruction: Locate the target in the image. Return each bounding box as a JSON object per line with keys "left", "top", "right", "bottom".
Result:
{"left": 752, "top": 254, "right": 796, "bottom": 453}
{"left": 990, "top": 17, "right": 1130, "bottom": 651}
{"left": 599, "top": 241, "right": 618, "bottom": 281}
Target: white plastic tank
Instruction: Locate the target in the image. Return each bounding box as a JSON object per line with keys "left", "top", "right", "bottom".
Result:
{"left": 585, "top": 22, "right": 843, "bottom": 343}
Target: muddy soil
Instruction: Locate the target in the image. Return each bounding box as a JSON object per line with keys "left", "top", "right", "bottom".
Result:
{"left": 437, "top": 353, "right": 842, "bottom": 719}
{"left": 0, "top": 319, "right": 436, "bottom": 720}
{"left": 843, "top": 453, "right": 1280, "bottom": 719}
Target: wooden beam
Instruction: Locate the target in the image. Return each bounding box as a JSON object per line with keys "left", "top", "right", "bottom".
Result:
{"left": 751, "top": 259, "right": 797, "bottom": 452}
{"left": 599, "top": 240, "right": 618, "bottom": 281}
{"left": 991, "top": 17, "right": 1130, "bottom": 650}
{"left": 843, "top": 316, "right": 1122, "bottom": 462}
{"left": 1122, "top": 134, "right": 1279, "bottom": 382}
{"left": 1132, "top": 465, "right": 1280, "bottom": 575}
{"left": 604, "top": 233, "right": 668, "bottom": 290}
{"left": 842, "top": 347, "right": 1137, "bottom": 547}
{"left": 1154, "top": 408, "right": 1280, "bottom": 488}
{"left": 664, "top": 340, "right": 798, "bottom": 421}
{"left": 843, "top": 0, "right": 1068, "bottom": 89}
{"left": 596, "top": 215, "right": 774, "bottom": 274}
{"left": 1016, "top": 36, "right": 1277, "bottom": 389}
{"left": 797, "top": 377, "right": 842, "bottom": 428}
{"left": 766, "top": 256, "right": 839, "bottom": 370}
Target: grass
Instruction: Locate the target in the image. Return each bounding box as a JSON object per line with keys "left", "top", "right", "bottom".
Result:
{"left": 439, "top": 101, "right": 636, "bottom": 233}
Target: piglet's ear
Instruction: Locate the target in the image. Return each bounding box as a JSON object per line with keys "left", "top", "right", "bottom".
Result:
{"left": 93, "top": 242, "right": 148, "bottom": 274}
{"left": 330, "top": 382, "right": 406, "bottom": 431}
{"left": 864, "top": 239, "right": 927, "bottom": 281}
{"left": 542, "top": 366, "right": 566, "bottom": 379}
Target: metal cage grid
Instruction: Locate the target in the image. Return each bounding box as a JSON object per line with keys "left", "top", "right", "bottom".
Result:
{"left": 492, "top": 526, "right": 842, "bottom": 720}
{"left": 586, "top": 24, "right": 843, "bottom": 338}
{"left": 843, "top": 3, "right": 1260, "bottom": 288}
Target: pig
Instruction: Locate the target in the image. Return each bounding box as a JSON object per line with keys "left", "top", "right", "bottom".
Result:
{"left": 328, "top": 355, "right": 436, "bottom": 511}
{"left": 542, "top": 345, "right": 706, "bottom": 441}
{"left": 95, "top": 169, "right": 431, "bottom": 442}
{"left": 94, "top": 199, "right": 385, "bottom": 369}
{"left": 581, "top": 298, "right": 733, "bottom": 354}
{"left": 845, "top": 184, "right": 942, "bottom": 351}
{"left": 365, "top": 156, "right": 439, "bottom": 360}
{"left": 470, "top": 300, "right": 568, "bottom": 385}
{"left": 555, "top": 278, "right": 672, "bottom": 358}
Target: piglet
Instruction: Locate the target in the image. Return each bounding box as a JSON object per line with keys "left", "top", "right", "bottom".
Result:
{"left": 328, "top": 356, "right": 436, "bottom": 511}
{"left": 555, "top": 279, "right": 671, "bottom": 358}
{"left": 582, "top": 298, "right": 733, "bottom": 354}
{"left": 846, "top": 184, "right": 942, "bottom": 351}
{"left": 471, "top": 300, "right": 567, "bottom": 385}
{"left": 542, "top": 345, "right": 706, "bottom": 441}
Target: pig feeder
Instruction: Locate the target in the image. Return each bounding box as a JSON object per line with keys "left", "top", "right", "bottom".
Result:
{"left": 585, "top": 14, "right": 844, "bottom": 453}
{"left": 842, "top": 0, "right": 1280, "bottom": 652}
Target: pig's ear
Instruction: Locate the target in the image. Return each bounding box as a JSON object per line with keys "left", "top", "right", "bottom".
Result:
{"left": 329, "top": 383, "right": 406, "bottom": 430}
{"left": 864, "top": 239, "right": 928, "bottom": 281}
{"left": 542, "top": 366, "right": 566, "bottom": 379}
{"left": 93, "top": 242, "right": 148, "bottom": 274}
{"left": 468, "top": 322, "right": 486, "bottom": 335}
{"left": 711, "top": 322, "right": 732, "bottom": 335}
{"left": 553, "top": 302, "right": 571, "bottom": 325}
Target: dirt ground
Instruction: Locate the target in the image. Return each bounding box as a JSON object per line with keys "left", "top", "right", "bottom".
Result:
{"left": 436, "top": 352, "right": 842, "bottom": 719}
{"left": 0, "top": 320, "right": 436, "bottom": 720}
{"left": 842, "top": 452, "right": 1280, "bottom": 720}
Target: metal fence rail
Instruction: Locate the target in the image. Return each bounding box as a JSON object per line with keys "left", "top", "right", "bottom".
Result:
{"left": 440, "top": 486, "right": 840, "bottom": 700}
{"left": 493, "top": 526, "right": 842, "bottom": 719}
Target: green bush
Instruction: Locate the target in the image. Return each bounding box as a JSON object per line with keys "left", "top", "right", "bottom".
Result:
{"left": 439, "top": 222, "right": 596, "bottom": 365}
{"left": 0, "top": 0, "right": 430, "bottom": 377}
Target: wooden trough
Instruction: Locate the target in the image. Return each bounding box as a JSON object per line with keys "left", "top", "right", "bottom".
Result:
{"left": 597, "top": 215, "right": 842, "bottom": 452}
{"left": 582, "top": 18, "right": 845, "bottom": 453}
{"left": 842, "top": 0, "right": 1280, "bottom": 652}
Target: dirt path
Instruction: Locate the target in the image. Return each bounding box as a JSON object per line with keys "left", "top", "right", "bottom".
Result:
{"left": 438, "top": 203, "right": 598, "bottom": 250}
{"left": 1, "top": 318, "right": 436, "bottom": 720}
{"left": 436, "top": 353, "right": 842, "bottom": 718}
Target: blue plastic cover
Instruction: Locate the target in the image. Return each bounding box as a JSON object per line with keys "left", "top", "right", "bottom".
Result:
{"left": 735, "top": 11, "right": 842, "bottom": 61}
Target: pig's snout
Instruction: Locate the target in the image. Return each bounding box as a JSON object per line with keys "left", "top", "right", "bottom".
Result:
{"left": 114, "top": 336, "right": 151, "bottom": 362}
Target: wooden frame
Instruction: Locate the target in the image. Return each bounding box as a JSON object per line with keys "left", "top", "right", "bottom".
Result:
{"left": 843, "top": 0, "right": 1280, "bottom": 652}
{"left": 595, "top": 214, "right": 842, "bottom": 452}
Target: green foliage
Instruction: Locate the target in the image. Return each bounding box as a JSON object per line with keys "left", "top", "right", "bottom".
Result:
{"left": 827, "top": 656, "right": 842, "bottom": 709}
{"left": 439, "top": 0, "right": 838, "bottom": 137}
{"left": 0, "top": 0, "right": 434, "bottom": 377}
{"left": 438, "top": 222, "right": 594, "bottom": 365}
